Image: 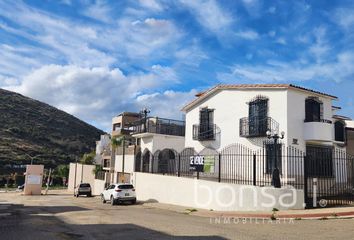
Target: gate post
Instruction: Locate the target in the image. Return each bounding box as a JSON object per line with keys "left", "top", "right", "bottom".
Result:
{"left": 253, "top": 154, "right": 256, "bottom": 186}
{"left": 218, "top": 153, "right": 221, "bottom": 183}
{"left": 178, "top": 154, "right": 181, "bottom": 177}
{"left": 303, "top": 155, "right": 309, "bottom": 208}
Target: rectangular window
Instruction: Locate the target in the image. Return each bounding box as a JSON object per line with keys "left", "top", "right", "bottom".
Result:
{"left": 306, "top": 145, "right": 333, "bottom": 177}
{"left": 305, "top": 98, "right": 322, "bottom": 122}
{"left": 199, "top": 108, "right": 214, "bottom": 140}
{"left": 265, "top": 143, "right": 282, "bottom": 174}
{"left": 249, "top": 99, "right": 268, "bottom": 136}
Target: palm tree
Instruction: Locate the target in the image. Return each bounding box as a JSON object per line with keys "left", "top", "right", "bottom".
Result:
{"left": 80, "top": 151, "right": 96, "bottom": 165}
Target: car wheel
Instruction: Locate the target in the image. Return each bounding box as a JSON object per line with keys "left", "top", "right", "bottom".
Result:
{"left": 132, "top": 199, "right": 136, "bottom": 204}
{"left": 87, "top": 193, "right": 91, "bottom": 197}
{"left": 101, "top": 194, "right": 106, "bottom": 203}
{"left": 110, "top": 196, "right": 115, "bottom": 206}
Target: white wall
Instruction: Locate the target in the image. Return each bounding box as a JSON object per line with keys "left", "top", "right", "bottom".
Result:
{"left": 133, "top": 172, "right": 304, "bottom": 211}
{"left": 115, "top": 154, "right": 135, "bottom": 173}
{"left": 287, "top": 90, "right": 335, "bottom": 151}
{"left": 68, "top": 163, "right": 95, "bottom": 192}
{"left": 93, "top": 179, "right": 106, "bottom": 195}
{"left": 184, "top": 88, "right": 337, "bottom": 153}
{"left": 140, "top": 134, "right": 185, "bottom": 153}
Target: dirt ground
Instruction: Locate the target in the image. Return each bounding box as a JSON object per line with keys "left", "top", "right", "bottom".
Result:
{"left": 1, "top": 190, "right": 354, "bottom": 240}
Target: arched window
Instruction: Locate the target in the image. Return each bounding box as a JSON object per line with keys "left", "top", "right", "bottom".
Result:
{"left": 334, "top": 121, "right": 345, "bottom": 142}
{"left": 305, "top": 97, "right": 323, "bottom": 122}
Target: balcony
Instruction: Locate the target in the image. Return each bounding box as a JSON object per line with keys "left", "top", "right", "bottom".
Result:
{"left": 193, "top": 124, "right": 216, "bottom": 141}
{"left": 112, "top": 128, "right": 133, "bottom": 137}
{"left": 240, "top": 117, "right": 279, "bottom": 138}
{"left": 304, "top": 119, "right": 333, "bottom": 142}
{"left": 131, "top": 117, "right": 185, "bottom": 137}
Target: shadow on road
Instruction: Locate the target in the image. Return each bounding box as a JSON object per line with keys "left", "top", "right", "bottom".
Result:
{"left": 1, "top": 203, "right": 227, "bottom": 240}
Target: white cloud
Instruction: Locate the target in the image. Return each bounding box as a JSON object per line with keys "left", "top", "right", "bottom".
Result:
{"left": 333, "top": 8, "right": 354, "bottom": 29}
{"left": 268, "top": 6, "right": 276, "bottom": 14}
{"left": 179, "top": 0, "right": 233, "bottom": 36}
{"left": 242, "top": 0, "right": 262, "bottom": 18}
{"left": 81, "top": 0, "right": 112, "bottom": 23}
{"left": 235, "top": 30, "right": 259, "bottom": 40}
{"left": 217, "top": 51, "right": 354, "bottom": 84}
{"left": 135, "top": 90, "right": 197, "bottom": 119}
{"left": 309, "top": 26, "right": 330, "bottom": 64}
{"left": 138, "top": 0, "right": 164, "bottom": 11}
{"left": 5, "top": 64, "right": 185, "bottom": 130}
{"left": 268, "top": 31, "right": 276, "bottom": 37}
{"left": 275, "top": 37, "right": 286, "bottom": 45}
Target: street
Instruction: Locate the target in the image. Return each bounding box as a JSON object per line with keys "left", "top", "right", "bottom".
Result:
{"left": 1, "top": 191, "right": 354, "bottom": 240}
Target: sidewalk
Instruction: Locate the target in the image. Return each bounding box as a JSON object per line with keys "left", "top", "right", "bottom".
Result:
{"left": 142, "top": 202, "right": 354, "bottom": 220}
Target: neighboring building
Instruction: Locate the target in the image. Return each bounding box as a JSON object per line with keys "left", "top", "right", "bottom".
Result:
{"left": 131, "top": 116, "right": 186, "bottom": 173}
{"left": 181, "top": 84, "right": 346, "bottom": 154}
{"left": 112, "top": 112, "right": 141, "bottom": 137}
{"left": 94, "top": 134, "right": 111, "bottom": 165}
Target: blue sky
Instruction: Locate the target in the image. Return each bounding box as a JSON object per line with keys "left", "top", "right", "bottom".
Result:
{"left": 1, "top": 0, "right": 354, "bottom": 131}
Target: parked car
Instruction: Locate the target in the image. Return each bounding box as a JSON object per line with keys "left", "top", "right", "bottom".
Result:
{"left": 101, "top": 183, "right": 136, "bottom": 205}
{"left": 74, "top": 183, "right": 92, "bottom": 197}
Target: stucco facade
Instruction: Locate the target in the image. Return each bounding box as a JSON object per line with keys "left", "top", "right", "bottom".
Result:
{"left": 183, "top": 85, "right": 344, "bottom": 153}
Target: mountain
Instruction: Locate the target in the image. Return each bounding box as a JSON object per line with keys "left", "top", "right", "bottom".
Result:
{"left": 0, "top": 88, "right": 105, "bottom": 172}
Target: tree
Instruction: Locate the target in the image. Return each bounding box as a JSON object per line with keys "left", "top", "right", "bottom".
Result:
{"left": 92, "top": 165, "right": 103, "bottom": 176}
{"left": 111, "top": 136, "right": 123, "bottom": 150}
{"left": 56, "top": 164, "right": 69, "bottom": 178}
{"left": 80, "top": 151, "right": 96, "bottom": 165}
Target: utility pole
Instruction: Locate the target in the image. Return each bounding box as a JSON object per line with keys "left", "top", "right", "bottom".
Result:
{"left": 73, "top": 157, "right": 78, "bottom": 195}
{"left": 140, "top": 107, "right": 150, "bottom": 132}
{"left": 45, "top": 168, "right": 52, "bottom": 195}
{"left": 122, "top": 135, "right": 126, "bottom": 183}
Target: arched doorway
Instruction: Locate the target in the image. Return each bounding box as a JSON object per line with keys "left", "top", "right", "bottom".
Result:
{"left": 135, "top": 151, "right": 142, "bottom": 172}
{"left": 142, "top": 149, "right": 151, "bottom": 173}
{"left": 158, "top": 149, "right": 176, "bottom": 174}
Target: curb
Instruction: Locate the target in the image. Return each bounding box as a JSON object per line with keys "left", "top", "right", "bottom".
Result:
{"left": 192, "top": 211, "right": 354, "bottom": 220}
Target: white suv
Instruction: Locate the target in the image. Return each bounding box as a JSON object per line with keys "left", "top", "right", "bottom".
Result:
{"left": 101, "top": 183, "right": 137, "bottom": 205}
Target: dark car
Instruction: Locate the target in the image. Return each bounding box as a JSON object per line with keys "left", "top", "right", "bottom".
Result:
{"left": 74, "top": 183, "right": 92, "bottom": 197}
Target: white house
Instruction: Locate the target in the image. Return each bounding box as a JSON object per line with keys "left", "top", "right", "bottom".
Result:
{"left": 181, "top": 84, "right": 346, "bottom": 153}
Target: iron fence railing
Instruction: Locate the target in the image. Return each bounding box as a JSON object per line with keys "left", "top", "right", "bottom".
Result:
{"left": 304, "top": 118, "right": 332, "bottom": 124}
{"left": 130, "top": 117, "right": 185, "bottom": 136}
{"left": 192, "top": 124, "right": 216, "bottom": 141}
{"left": 134, "top": 143, "right": 354, "bottom": 208}
{"left": 239, "top": 116, "right": 279, "bottom": 138}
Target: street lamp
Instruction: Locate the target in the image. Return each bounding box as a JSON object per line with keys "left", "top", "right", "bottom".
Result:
{"left": 140, "top": 107, "right": 150, "bottom": 132}
{"left": 24, "top": 153, "right": 41, "bottom": 165}
{"left": 266, "top": 130, "right": 285, "bottom": 188}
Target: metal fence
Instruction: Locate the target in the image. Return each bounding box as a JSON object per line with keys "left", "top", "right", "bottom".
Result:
{"left": 134, "top": 143, "right": 354, "bottom": 208}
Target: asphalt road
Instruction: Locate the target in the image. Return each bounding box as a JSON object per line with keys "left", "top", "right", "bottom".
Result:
{"left": 1, "top": 191, "right": 354, "bottom": 240}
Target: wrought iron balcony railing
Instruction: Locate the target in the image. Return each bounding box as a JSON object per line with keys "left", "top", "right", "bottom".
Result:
{"left": 304, "top": 118, "right": 332, "bottom": 124}
{"left": 193, "top": 124, "right": 216, "bottom": 141}
{"left": 130, "top": 117, "right": 185, "bottom": 137}
{"left": 240, "top": 116, "right": 279, "bottom": 138}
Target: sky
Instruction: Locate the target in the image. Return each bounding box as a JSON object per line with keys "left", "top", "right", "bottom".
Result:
{"left": 1, "top": 0, "right": 354, "bottom": 131}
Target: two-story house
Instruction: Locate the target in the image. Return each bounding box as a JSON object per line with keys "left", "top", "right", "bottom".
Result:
{"left": 182, "top": 84, "right": 346, "bottom": 152}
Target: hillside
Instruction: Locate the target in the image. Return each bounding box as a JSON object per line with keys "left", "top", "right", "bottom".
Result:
{"left": 0, "top": 88, "right": 105, "bottom": 172}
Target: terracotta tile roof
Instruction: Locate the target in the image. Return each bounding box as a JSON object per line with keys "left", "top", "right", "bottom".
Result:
{"left": 181, "top": 84, "right": 337, "bottom": 112}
